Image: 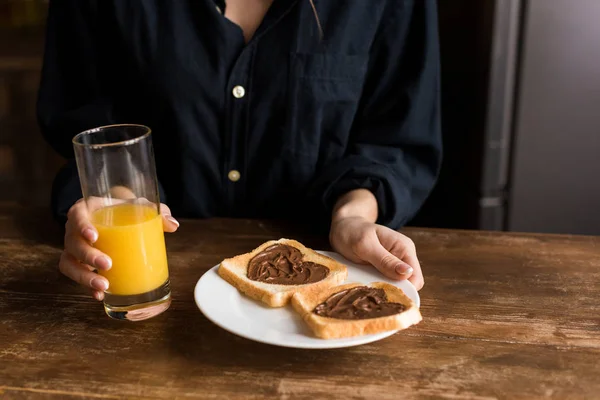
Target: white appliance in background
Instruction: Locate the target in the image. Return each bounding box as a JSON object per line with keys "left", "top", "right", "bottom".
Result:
{"left": 413, "top": 0, "right": 600, "bottom": 235}
{"left": 504, "top": 0, "right": 600, "bottom": 235}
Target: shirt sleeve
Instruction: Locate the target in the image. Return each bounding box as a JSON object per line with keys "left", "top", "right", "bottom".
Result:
{"left": 36, "top": 0, "right": 117, "bottom": 222}
{"left": 37, "top": 0, "right": 115, "bottom": 158}
{"left": 308, "top": 0, "right": 442, "bottom": 230}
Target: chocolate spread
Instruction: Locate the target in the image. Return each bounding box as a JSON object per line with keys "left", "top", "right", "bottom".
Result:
{"left": 313, "top": 286, "right": 405, "bottom": 320}
{"left": 247, "top": 244, "right": 329, "bottom": 285}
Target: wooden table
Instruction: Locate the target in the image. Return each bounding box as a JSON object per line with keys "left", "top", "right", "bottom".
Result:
{"left": 1, "top": 205, "right": 599, "bottom": 399}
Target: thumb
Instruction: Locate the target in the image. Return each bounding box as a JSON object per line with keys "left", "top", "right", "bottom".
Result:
{"left": 361, "top": 241, "right": 414, "bottom": 280}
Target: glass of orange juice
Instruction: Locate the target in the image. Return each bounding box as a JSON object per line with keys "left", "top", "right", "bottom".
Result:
{"left": 73, "top": 124, "right": 171, "bottom": 321}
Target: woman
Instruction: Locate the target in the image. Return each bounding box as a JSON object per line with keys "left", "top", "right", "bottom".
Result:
{"left": 38, "top": 0, "right": 441, "bottom": 300}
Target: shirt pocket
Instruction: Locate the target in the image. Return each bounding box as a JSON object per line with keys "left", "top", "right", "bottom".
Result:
{"left": 285, "top": 52, "right": 368, "bottom": 159}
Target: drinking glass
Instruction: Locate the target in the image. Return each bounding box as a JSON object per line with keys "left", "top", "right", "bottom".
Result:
{"left": 73, "top": 124, "right": 171, "bottom": 321}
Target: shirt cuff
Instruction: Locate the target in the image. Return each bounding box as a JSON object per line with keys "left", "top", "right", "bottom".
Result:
{"left": 320, "top": 173, "right": 409, "bottom": 231}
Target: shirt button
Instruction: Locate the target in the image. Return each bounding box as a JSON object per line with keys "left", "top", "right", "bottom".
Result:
{"left": 232, "top": 85, "right": 245, "bottom": 99}
{"left": 228, "top": 170, "right": 241, "bottom": 182}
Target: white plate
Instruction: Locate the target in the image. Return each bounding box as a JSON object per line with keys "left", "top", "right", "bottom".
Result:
{"left": 194, "top": 251, "right": 420, "bottom": 349}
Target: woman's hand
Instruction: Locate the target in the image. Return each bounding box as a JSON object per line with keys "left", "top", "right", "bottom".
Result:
{"left": 329, "top": 189, "right": 424, "bottom": 290}
{"left": 329, "top": 216, "right": 423, "bottom": 290}
{"left": 60, "top": 198, "right": 179, "bottom": 301}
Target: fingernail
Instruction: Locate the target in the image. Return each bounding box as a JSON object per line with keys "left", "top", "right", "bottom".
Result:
{"left": 396, "top": 265, "right": 414, "bottom": 275}
{"left": 165, "top": 215, "right": 180, "bottom": 227}
{"left": 83, "top": 228, "right": 98, "bottom": 243}
{"left": 91, "top": 278, "right": 108, "bottom": 291}
{"left": 95, "top": 255, "right": 112, "bottom": 270}
{"left": 93, "top": 291, "right": 104, "bottom": 301}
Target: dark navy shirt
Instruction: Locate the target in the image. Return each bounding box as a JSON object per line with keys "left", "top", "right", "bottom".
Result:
{"left": 38, "top": 0, "right": 442, "bottom": 230}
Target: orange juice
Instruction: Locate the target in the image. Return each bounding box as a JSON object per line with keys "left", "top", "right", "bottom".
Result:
{"left": 92, "top": 203, "right": 169, "bottom": 296}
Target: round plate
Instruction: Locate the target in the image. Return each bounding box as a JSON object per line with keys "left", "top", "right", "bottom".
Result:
{"left": 194, "top": 251, "right": 420, "bottom": 349}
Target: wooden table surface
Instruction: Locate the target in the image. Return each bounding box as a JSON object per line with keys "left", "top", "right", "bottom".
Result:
{"left": 1, "top": 205, "right": 599, "bottom": 399}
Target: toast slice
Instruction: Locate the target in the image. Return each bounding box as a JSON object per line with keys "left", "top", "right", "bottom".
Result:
{"left": 292, "top": 282, "right": 422, "bottom": 339}
{"left": 217, "top": 238, "right": 348, "bottom": 307}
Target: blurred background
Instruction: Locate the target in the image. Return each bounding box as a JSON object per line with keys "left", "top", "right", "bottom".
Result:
{"left": 0, "top": 0, "right": 598, "bottom": 234}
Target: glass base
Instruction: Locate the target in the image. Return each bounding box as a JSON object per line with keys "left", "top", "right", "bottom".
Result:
{"left": 103, "top": 280, "right": 171, "bottom": 321}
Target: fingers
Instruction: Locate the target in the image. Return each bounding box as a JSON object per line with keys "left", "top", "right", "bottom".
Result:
{"left": 159, "top": 203, "right": 180, "bottom": 233}
{"left": 66, "top": 199, "right": 98, "bottom": 242}
{"left": 353, "top": 226, "right": 425, "bottom": 290}
{"left": 403, "top": 252, "right": 424, "bottom": 291}
{"left": 353, "top": 234, "right": 414, "bottom": 281}
{"left": 62, "top": 200, "right": 110, "bottom": 301}
{"left": 376, "top": 226, "right": 425, "bottom": 290}
{"left": 132, "top": 200, "right": 180, "bottom": 232}
{"left": 64, "top": 232, "right": 112, "bottom": 271}
{"left": 109, "top": 185, "right": 137, "bottom": 199}
{"left": 65, "top": 201, "right": 111, "bottom": 272}
{"left": 91, "top": 290, "right": 105, "bottom": 301}
{"left": 383, "top": 232, "right": 425, "bottom": 291}
{"left": 59, "top": 251, "right": 109, "bottom": 296}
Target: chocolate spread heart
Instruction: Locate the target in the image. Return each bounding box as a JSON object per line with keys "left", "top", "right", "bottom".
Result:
{"left": 247, "top": 244, "right": 329, "bottom": 285}
{"left": 313, "top": 286, "right": 406, "bottom": 320}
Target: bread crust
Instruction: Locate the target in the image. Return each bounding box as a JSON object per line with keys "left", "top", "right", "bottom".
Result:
{"left": 217, "top": 239, "right": 348, "bottom": 307}
{"left": 291, "top": 282, "right": 422, "bottom": 339}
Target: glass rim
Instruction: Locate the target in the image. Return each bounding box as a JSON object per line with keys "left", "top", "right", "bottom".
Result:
{"left": 72, "top": 124, "right": 152, "bottom": 149}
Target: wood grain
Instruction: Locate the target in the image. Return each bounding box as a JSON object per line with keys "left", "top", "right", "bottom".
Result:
{"left": 1, "top": 205, "right": 599, "bottom": 399}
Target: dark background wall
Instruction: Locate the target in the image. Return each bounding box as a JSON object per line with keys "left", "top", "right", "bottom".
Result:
{"left": 0, "top": 0, "right": 62, "bottom": 206}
